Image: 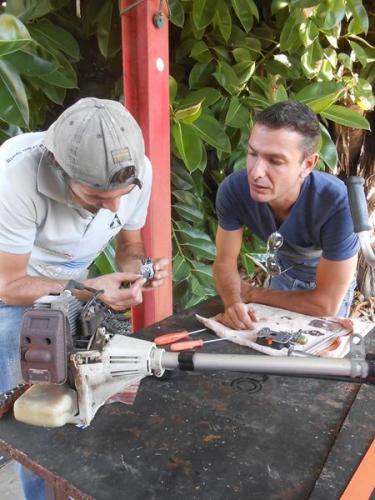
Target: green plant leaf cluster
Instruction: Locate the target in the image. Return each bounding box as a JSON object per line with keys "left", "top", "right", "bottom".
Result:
{"left": 0, "top": 0, "right": 122, "bottom": 137}
{"left": 0, "top": 6, "right": 78, "bottom": 132}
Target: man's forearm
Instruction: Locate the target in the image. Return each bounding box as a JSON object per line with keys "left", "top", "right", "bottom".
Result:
{"left": 245, "top": 286, "right": 337, "bottom": 316}
{"left": 115, "top": 241, "right": 145, "bottom": 273}
{"left": 213, "top": 260, "right": 243, "bottom": 307}
{"left": 0, "top": 275, "right": 68, "bottom": 306}
{"left": 0, "top": 275, "right": 103, "bottom": 306}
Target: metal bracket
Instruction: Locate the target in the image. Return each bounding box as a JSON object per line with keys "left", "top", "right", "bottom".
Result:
{"left": 349, "top": 333, "right": 366, "bottom": 361}
{"left": 348, "top": 333, "right": 369, "bottom": 379}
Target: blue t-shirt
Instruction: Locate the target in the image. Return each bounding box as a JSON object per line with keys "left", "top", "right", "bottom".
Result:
{"left": 216, "top": 170, "right": 359, "bottom": 281}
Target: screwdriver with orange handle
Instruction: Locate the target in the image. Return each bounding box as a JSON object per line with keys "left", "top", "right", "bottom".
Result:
{"left": 169, "top": 338, "right": 227, "bottom": 352}
{"left": 153, "top": 328, "right": 208, "bottom": 346}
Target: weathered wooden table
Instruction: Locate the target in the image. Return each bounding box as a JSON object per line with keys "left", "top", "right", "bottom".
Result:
{"left": 0, "top": 297, "right": 374, "bottom": 499}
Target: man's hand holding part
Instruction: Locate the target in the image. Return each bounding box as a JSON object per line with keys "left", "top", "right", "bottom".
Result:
{"left": 142, "top": 257, "right": 169, "bottom": 291}
{"left": 85, "top": 272, "right": 146, "bottom": 311}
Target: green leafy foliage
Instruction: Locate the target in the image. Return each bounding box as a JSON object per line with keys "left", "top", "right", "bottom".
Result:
{"left": 0, "top": 0, "right": 122, "bottom": 134}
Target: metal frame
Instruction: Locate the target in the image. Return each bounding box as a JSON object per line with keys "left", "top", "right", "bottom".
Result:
{"left": 121, "top": 0, "right": 173, "bottom": 329}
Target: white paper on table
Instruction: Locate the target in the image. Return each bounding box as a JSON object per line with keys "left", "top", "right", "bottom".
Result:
{"left": 196, "top": 303, "right": 373, "bottom": 358}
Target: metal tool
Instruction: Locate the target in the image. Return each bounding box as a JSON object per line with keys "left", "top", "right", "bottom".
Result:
{"left": 169, "top": 337, "right": 226, "bottom": 352}
{"left": 154, "top": 328, "right": 207, "bottom": 346}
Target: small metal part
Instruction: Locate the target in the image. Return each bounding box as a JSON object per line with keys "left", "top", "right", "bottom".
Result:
{"left": 153, "top": 12, "right": 164, "bottom": 28}
{"left": 256, "top": 328, "right": 307, "bottom": 349}
{"left": 349, "top": 333, "right": 366, "bottom": 361}
{"left": 140, "top": 257, "right": 155, "bottom": 282}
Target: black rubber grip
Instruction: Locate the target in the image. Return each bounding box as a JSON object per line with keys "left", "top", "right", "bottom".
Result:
{"left": 366, "top": 354, "right": 375, "bottom": 385}
{"left": 345, "top": 176, "right": 371, "bottom": 232}
{"left": 178, "top": 351, "right": 195, "bottom": 371}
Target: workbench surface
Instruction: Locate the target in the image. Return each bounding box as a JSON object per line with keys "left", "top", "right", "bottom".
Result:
{"left": 0, "top": 298, "right": 374, "bottom": 499}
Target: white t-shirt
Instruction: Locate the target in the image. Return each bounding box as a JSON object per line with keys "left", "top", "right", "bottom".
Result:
{"left": 0, "top": 132, "right": 152, "bottom": 280}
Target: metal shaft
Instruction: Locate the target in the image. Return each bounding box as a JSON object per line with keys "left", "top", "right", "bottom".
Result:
{"left": 159, "top": 352, "right": 370, "bottom": 380}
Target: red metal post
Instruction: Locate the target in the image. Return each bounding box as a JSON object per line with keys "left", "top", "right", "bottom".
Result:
{"left": 120, "top": 0, "right": 173, "bottom": 329}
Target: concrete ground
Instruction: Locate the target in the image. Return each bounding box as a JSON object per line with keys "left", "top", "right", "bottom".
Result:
{"left": 0, "top": 455, "right": 24, "bottom": 499}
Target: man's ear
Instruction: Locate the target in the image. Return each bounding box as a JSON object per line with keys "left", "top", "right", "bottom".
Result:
{"left": 301, "top": 153, "right": 319, "bottom": 178}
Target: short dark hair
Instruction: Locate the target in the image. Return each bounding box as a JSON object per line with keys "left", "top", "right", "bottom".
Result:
{"left": 254, "top": 101, "right": 320, "bottom": 157}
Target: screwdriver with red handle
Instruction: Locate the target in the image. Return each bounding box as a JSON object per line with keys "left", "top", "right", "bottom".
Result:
{"left": 169, "top": 338, "right": 227, "bottom": 352}
{"left": 153, "top": 328, "right": 208, "bottom": 346}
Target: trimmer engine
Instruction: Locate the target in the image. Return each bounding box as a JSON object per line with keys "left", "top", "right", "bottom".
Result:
{"left": 15, "top": 286, "right": 164, "bottom": 427}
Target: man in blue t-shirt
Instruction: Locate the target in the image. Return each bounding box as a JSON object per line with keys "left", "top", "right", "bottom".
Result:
{"left": 214, "top": 100, "right": 358, "bottom": 330}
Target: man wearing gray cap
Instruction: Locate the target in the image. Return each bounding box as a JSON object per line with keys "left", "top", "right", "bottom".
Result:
{"left": 0, "top": 97, "right": 168, "bottom": 499}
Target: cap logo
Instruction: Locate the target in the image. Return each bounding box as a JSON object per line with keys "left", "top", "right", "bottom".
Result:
{"left": 112, "top": 147, "right": 132, "bottom": 163}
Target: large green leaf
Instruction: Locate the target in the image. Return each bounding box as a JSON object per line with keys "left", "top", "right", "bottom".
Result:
{"left": 320, "top": 105, "right": 370, "bottom": 130}
{"left": 0, "top": 14, "right": 31, "bottom": 57}
{"left": 96, "top": 0, "right": 121, "bottom": 59}
{"left": 192, "top": 0, "right": 217, "bottom": 30}
{"left": 265, "top": 59, "right": 292, "bottom": 79}
{"left": 28, "top": 77, "right": 66, "bottom": 104}
{"left": 179, "top": 238, "right": 216, "bottom": 260}
{"left": 351, "top": 78, "right": 375, "bottom": 111}
{"left": 231, "top": 0, "right": 258, "bottom": 32}
{"left": 232, "top": 47, "right": 255, "bottom": 64}
{"left": 28, "top": 19, "right": 79, "bottom": 61}
{"left": 243, "top": 93, "right": 270, "bottom": 110}
{"left": 4, "top": 0, "right": 67, "bottom": 22}
{"left": 172, "top": 122, "right": 204, "bottom": 172}
{"left": 4, "top": 50, "right": 59, "bottom": 77}
{"left": 213, "top": 59, "right": 245, "bottom": 95}
{"left": 290, "top": 0, "right": 320, "bottom": 6}
{"left": 225, "top": 96, "right": 250, "bottom": 127}
{"left": 349, "top": 40, "right": 370, "bottom": 66}
{"left": 172, "top": 160, "right": 195, "bottom": 190}
{"left": 320, "top": 0, "right": 345, "bottom": 31}
{"left": 294, "top": 81, "right": 344, "bottom": 112}
{"left": 173, "top": 189, "right": 201, "bottom": 206}
{"left": 18, "top": 40, "right": 77, "bottom": 88}
{"left": 173, "top": 202, "right": 203, "bottom": 224}
{"left": 299, "top": 20, "right": 319, "bottom": 47}
{"left": 172, "top": 254, "right": 191, "bottom": 282}
{"left": 175, "top": 101, "right": 203, "bottom": 123}
{"left": 0, "top": 59, "right": 28, "bottom": 127}
{"left": 177, "top": 88, "right": 222, "bottom": 108}
{"left": 190, "top": 40, "right": 213, "bottom": 63}
{"left": 169, "top": 0, "right": 185, "bottom": 28}
{"left": 301, "top": 39, "right": 324, "bottom": 78}
{"left": 176, "top": 37, "right": 196, "bottom": 63}
{"left": 318, "top": 123, "right": 337, "bottom": 170}
{"left": 346, "top": 0, "right": 369, "bottom": 35}
{"left": 190, "top": 113, "right": 231, "bottom": 152}
{"left": 170, "top": 76, "right": 177, "bottom": 104}
{"left": 175, "top": 221, "right": 216, "bottom": 261}
{"left": 94, "top": 244, "right": 117, "bottom": 275}
{"left": 233, "top": 61, "right": 255, "bottom": 85}
{"left": 280, "top": 16, "right": 301, "bottom": 52}
{"left": 214, "top": 0, "right": 232, "bottom": 42}
{"left": 192, "top": 262, "right": 216, "bottom": 292}
{"left": 189, "top": 61, "right": 216, "bottom": 89}
{"left": 271, "top": 0, "right": 289, "bottom": 14}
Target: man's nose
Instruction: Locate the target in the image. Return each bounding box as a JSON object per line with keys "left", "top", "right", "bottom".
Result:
{"left": 248, "top": 156, "right": 266, "bottom": 179}
{"left": 101, "top": 197, "right": 121, "bottom": 212}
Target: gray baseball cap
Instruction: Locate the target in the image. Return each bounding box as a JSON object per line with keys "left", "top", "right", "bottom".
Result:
{"left": 44, "top": 97, "right": 145, "bottom": 190}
